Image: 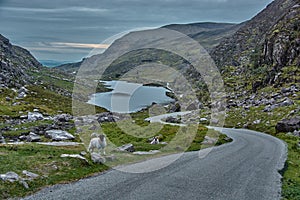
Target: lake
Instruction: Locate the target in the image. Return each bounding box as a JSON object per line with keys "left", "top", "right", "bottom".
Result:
{"left": 88, "top": 81, "right": 174, "bottom": 113}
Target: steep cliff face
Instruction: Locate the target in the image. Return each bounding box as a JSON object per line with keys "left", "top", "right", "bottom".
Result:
{"left": 211, "top": 0, "right": 298, "bottom": 69}
{"left": 260, "top": 4, "right": 300, "bottom": 70}
{"left": 0, "top": 34, "right": 42, "bottom": 88}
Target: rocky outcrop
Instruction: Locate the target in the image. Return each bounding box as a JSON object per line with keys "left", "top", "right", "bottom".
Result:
{"left": 276, "top": 117, "right": 300, "bottom": 133}
{"left": 116, "top": 144, "right": 135, "bottom": 152}
{"left": 45, "top": 130, "right": 75, "bottom": 141}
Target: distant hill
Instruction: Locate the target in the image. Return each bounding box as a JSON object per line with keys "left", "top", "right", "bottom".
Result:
{"left": 54, "top": 22, "right": 239, "bottom": 74}
{"left": 40, "top": 60, "right": 73, "bottom": 68}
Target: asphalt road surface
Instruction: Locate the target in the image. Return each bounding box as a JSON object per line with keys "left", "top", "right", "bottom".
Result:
{"left": 23, "top": 128, "right": 287, "bottom": 200}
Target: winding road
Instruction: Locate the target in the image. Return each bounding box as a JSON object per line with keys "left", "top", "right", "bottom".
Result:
{"left": 23, "top": 127, "right": 286, "bottom": 200}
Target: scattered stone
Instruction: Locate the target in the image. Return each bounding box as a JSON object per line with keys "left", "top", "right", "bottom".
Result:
{"left": 91, "top": 152, "right": 106, "bottom": 164}
{"left": 0, "top": 172, "right": 19, "bottom": 182}
{"left": 199, "top": 118, "right": 208, "bottom": 122}
{"left": 20, "top": 115, "right": 28, "bottom": 120}
{"left": 253, "top": 119, "right": 261, "bottom": 125}
{"left": 169, "top": 102, "right": 181, "bottom": 113}
{"left": 276, "top": 117, "right": 300, "bottom": 133}
{"left": 37, "top": 142, "right": 81, "bottom": 146}
{"left": 17, "top": 92, "right": 26, "bottom": 99}
{"left": 116, "top": 144, "right": 135, "bottom": 152}
{"left": 293, "top": 130, "right": 300, "bottom": 137}
{"left": 33, "top": 108, "right": 39, "bottom": 112}
{"left": 165, "top": 116, "right": 181, "bottom": 124}
{"left": 18, "top": 87, "right": 28, "bottom": 94}
{"left": 28, "top": 112, "right": 44, "bottom": 121}
{"left": 61, "top": 154, "right": 88, "bottom": 162}
{"left": 97, "top": 112, "right": 115, "bottom": 123}
{"left": 133, "top": 150, "right": 161, "bottom": 155}
{"left": 54, "top": 114, "right": 73, "bottom": 123}
{"left": 0, "top": 134, "right": 5, "bottom": 144}
{"left": 160, "top": 142, "right": 168, "bottom": 145}
{"left": 26, "top": 132, "right": 41, "bottom": 142}
{"left": 45, "top": 130, "right": 75, "bottom": 141}
{"left": 19, "top": 179, "right": 29, "bottom": 189}
{"left": 5, "top": 96, "right": 11, "bottom": 101}
{"left": 80, "top": 151, "right": 87, "bottom": 156}
{"left": 279, "top": 98, "right": 294, "bottom": 107}
{"left": 22, "top": 170, "right": 39, "bottom": 180}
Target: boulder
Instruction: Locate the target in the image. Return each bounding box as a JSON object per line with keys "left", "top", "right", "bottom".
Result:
{"left": 26, "top": 132, "right": 41, "bottom": 142}
{"left": 91, "top": 152, "right": 106, "bottom": 164}
{"left": 165, "top": 116, "right": 180, "bottom": 124}
{"left": 97, "top": 112, "right": 115, "bottom": 123}
{"left": 116, "top": 144, "right": 135, "bottom": 152}
{"left": 0, "top": 172, "right": 19, "bottom": 182}
{"left": 169, "top": 102, "right": 181, "bottom": 113}
{"left": 22, "top": 170, "right": 39, "bottom": 180}
{"left": 45, "top": 130, "right": 75, "bottom": 141}
{"left": 279, "top": 98, "right": 294, "bottom": 107}
{"left": 276, "top": 117, "right": 300, "bottom": 133}
{"left": 60, "top": 154, "right": 88, "bottom": 162}
{"left": 253, "top": 119, "right": 261, "bottom": 125}
{"left": 199, "top": 118, "right": 208, "bottom": 122}
{"left": 133, "top": 150, "right": 161, "bottom": 155}
{"left": 293, "top": 130, "right": 300, "bottom": 137}
{"left": 17, "top": 92, "right": 27, "bottom": 99}
{"left": 54, "top": 114, "right": 73, "bottom": 123}
{"left": 18, "top": 87, "right": 28, "bottom": 94}
{"left": 28, "top": 112, "right": 44, "bottom": 121}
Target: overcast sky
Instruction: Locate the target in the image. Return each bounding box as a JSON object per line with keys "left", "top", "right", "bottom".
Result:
{"left": 0, "top": 0, "right": 273, "bottom": 62}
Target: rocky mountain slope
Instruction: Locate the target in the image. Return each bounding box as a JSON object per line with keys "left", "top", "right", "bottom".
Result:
{"left": 211, "top": 0, "right": 298, "bottom": 68}
{"left": 0, "top": 34, "right": 42, "bottom": 88}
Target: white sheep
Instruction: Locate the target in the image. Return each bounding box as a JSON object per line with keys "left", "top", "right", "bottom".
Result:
{"left": 88, "top": 134, "right": 107, "bottom": 155}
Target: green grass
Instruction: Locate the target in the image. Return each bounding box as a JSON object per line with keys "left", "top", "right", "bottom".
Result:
{"left": 277, "top": 134, "right": 300, "bottom": 200}
{"left": 0, "top": 143, "right": 108, "bottom": 199}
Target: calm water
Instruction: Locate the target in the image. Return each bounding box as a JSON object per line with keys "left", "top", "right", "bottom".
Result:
{"left": 88, "top": 81, "right": 174, "bottom": 113}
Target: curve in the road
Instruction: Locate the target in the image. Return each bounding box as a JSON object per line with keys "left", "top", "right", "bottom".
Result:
{"left": 22, "top": 128, "right": 287, "bottom": 200}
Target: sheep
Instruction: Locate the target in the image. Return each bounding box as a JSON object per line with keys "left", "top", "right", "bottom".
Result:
{"left": 88, "top": 134, "right": 107, "bottom": 155}
{"left": 150, "top": 136, "right": 159, "bottom": 145}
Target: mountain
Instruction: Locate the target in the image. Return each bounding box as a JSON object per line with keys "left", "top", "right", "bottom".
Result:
{"left": 0, "top": 34, "right": 75, "bottom": 97}
{"left": 54, "top": 59, "right": 84, "bottom": 74}
{"left": 211, "top": 0, "right": 299, "bottom": 91}
{"left": 54, "top": 22, "right": 239, "bottom": 74}
{"left": 211, "top": 0, "right": 299, "bottom": 72}
{"left": 0, "top": 34, "right": 42, "bottom": 88}
{"left": 40, "top": 60, "right": 73, "bottom": 68}
{"left": 162, "top": 22, "right": 239, "bottom": 51}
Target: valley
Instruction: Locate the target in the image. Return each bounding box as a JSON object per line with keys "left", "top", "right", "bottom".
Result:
{"left": 0, "top": 0, "right": 299, "bottom": 199}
